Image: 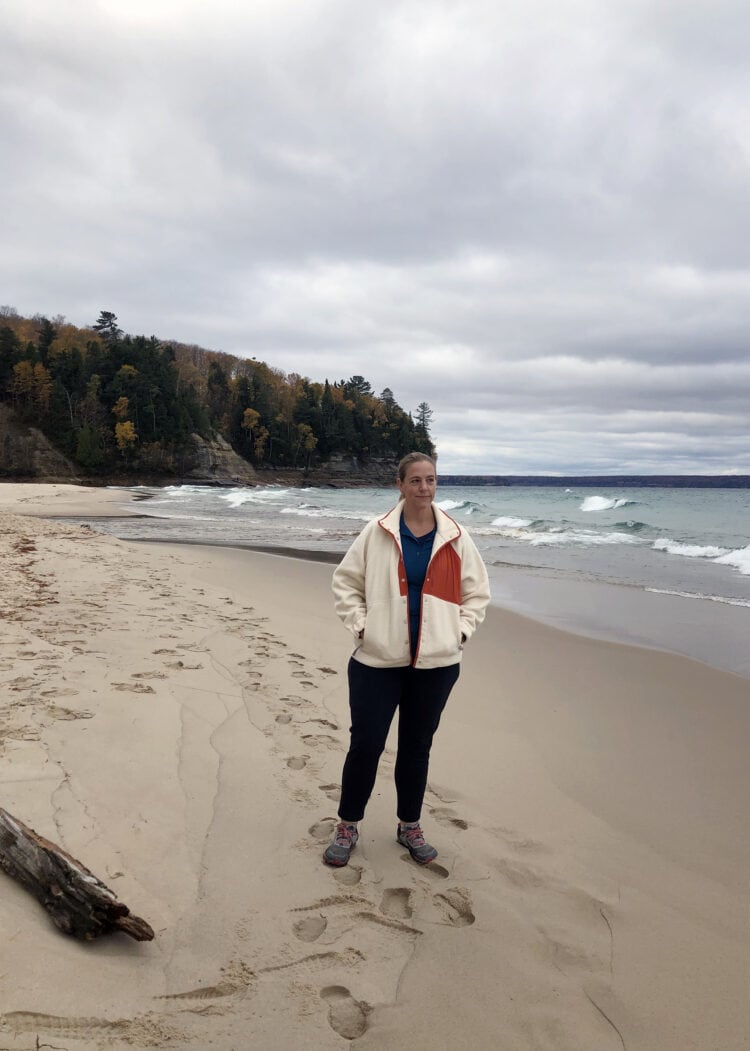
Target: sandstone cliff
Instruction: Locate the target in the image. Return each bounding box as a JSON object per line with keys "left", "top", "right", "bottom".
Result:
{"left": 182, "top": 432, "right": 258, "bottom": 485}
{"left": 0, "top": 406, "right": 397, "bottom": 487}
{"left": 0, "top": 405, "right": 78, "bottom": 480}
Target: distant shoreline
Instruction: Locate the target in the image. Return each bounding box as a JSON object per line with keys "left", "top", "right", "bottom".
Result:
{"left": 437, "top": 474, "right": 750, "bottom": 488}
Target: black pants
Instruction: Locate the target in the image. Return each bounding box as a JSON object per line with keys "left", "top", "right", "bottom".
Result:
{"left": 338, "top": 658, "right": 460, "bottom": 824}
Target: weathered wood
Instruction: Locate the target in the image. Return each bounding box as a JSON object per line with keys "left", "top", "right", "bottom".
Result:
{"left": 0, "top": 807, "right": 154, "bottom": 941}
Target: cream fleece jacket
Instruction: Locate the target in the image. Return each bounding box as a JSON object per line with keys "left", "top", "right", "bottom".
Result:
{"left": 332, "top": 500, "right": 490, "bottom": 669}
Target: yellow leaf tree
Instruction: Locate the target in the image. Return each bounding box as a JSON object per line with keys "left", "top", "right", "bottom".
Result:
{"left": 115, "top": 420, "right": 138, "bottom": 455}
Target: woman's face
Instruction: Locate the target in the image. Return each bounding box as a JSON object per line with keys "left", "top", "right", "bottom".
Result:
{"left": 397, "top": 461, "right": 437, "bottom": 510}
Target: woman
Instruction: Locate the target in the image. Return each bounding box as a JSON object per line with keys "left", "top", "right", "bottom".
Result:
{"left": 325, "top": 452, "right": 490, "bottom": 867}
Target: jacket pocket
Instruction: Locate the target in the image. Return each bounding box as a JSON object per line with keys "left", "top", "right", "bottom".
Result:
{"left": 419, "top": 597, "right": 462, "bottom": 662}
{"left": 359, "top": 599, "right": 410, "bottom": 664}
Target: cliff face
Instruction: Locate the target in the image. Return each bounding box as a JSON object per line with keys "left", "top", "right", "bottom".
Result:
{"left": 0, "top": 404, "right": 78, "bottom": 480}
{"left": 0, "top": 405, "right": 396, "bottom": 488}
{"left": 182, "top": 433, "right": 258, "bottom": 485}
{"left": 0, "top": 406, "right": 257, "bottom": 486}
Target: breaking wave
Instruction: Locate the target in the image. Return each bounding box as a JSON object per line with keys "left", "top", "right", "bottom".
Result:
{"left": 581, "top": 495, "right": 635, "bottom": 512}
{"left": 220, "top": 488, "right": 291, "bottom": 508}
{"left": 529, "top": 529, "right": 642, "bottom": 547}
{"left": 491, "top": 516, "right": 533, "bottom": 529}
{"left": 714, "top": 545, "right": 750, "bottom": 575}
{"left": 436, "top": 499, "right": 484, "bottom": 515}
{"left": 653, "top": 539, "right": 730, "bottom": 559}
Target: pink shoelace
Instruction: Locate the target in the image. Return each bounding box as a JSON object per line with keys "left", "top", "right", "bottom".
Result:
{"left": 334, "top": 822, "right": 357, "bottom": 846}
{"left": 401, "top": 824, "right": 426, "bottom": 846}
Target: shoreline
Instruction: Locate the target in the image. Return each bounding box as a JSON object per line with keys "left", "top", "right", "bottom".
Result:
{"left": 2, "top": 482, "right": 748, "bottom": 678}
{"left": 132, "top": 535, "right": 750, "bottom": 680}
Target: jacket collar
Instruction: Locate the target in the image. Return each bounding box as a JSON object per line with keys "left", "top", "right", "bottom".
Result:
{"left": 378, "top": 499, "right": 461, "bottom": 545}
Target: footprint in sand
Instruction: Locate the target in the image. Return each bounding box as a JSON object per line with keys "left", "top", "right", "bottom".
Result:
{"left": 494, "top": 857, "right": 547, "bottom": 889}
{"left": 496, "top": 827, "right": 549, "bottom": 854}
{"left": 320, "top": 985, "right": 370, "bottom": 1040}
{"left": 316, "top": 666, "right": 338, "bottom": 675}
{"left": 275, "top": 713, "right": 293, "bottom": 725}
{"left": 131, "top": 671, "right": 168, "bottom": 680}
{"left": 281, "top": 695, "right": 309, "bottom": 708}
{"left": 306, "top": 718, "right": 339, "bottom": 731}
{"left": 8, "top": 677, "right": 37, "bottom": 690}
{"left": 434, "top": 887, "right": 475, "bottom": 926}
{"left": 319, "top": 783, "right": 341, "bottom": 802}
{"left": 333, "top": 866, "right": 361, "bottom": 887}
{"left": 293, "top": 915, "right": 328, "bottom": 943}
{"left": 430, "top": 806, "right": 469, "bottom": 830}
{"left": 45, "top": 705, "right": 94, "bottom": 721}
{"left": 301, "top": 734, "right": 338, "bottom": 749}
{"left": 381, "top": 888, "right": 413, "bottom": 919}
{"left": 292, "top": 672, "right": 317, "bottom": 688}
{"left": 111, "top": 682, "right": 155, "bottom": 694}
{"left": 309, "top": 818, "right": 337, "bottom": 842}
{"left": 400, "top": 856, "right": 450, "bottom": 880}
{"left": 287, "top": 756, "right": 308, "bottom": 770}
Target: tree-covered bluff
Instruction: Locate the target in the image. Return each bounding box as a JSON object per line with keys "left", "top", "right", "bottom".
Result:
{"left": 0, "top": 309, "right": 434, "bottom": 482}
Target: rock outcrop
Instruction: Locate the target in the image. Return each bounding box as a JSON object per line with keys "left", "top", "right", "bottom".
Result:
{"left": 0, "top": 405, "right": 78, "bottom": 480}
{"left": 0, "top": 405, "right": 398, "bottom": 487}
{"left": 182, "top": 433, "right": 258, "bottom": 485}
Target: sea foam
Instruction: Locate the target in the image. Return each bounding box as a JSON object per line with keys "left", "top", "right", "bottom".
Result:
{"left": 653, "top": 539, "right": 730, "bottom": 559}
{"left": 581, "top": 495, "right": 633, "bottom": 512}
{"left": 221, "top": 488, "right": 290, "bottom": 508}
{"left": 530, "top": 529, "right": 642, "bottom": 546}
{"left": 437, "top": 498, "right": 483, "bottom": 515}
{"left": 646, "top": 587, "right": 750, "bottom": 607}
{"left": 491, "top": 516, "right": 533, "bottom": 529}
{"left": 714, "top": 545, "right": 750, "bottom": 575}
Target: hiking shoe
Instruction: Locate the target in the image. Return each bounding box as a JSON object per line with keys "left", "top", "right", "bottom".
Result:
{"left": 396, "top": 823, "right": 438, "bottom": 864}
{"left": 323, "top": 822, "right": 359, "bottom": 867}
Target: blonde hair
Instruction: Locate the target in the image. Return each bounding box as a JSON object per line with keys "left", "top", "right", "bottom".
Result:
{"left": 397, "top": 452, "right": 436, "bottom": 481}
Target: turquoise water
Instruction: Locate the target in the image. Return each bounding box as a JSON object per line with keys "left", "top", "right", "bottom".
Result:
{"left": 104, "top": 483, "right": 750, "bottom": 607}
{"left": 80, "top": 482, "right": 750, "bottom": 677}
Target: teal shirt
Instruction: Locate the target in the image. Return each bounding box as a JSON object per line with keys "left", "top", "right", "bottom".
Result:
{"left": 399, "top": 515, "right": 436, "bottom": 659}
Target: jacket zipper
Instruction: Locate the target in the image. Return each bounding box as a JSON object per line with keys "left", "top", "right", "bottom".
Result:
{"left": 383, "top": 517, "right": 450, "bottom": 668}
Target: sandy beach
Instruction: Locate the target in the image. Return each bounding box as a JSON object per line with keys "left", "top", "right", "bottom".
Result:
{"left": 1, "top": 484, "right": 749, "bottom": 1049}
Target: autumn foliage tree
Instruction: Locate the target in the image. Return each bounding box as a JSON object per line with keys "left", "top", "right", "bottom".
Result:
{"left": 0, "top": 309, "right": 435, "bottom": 476}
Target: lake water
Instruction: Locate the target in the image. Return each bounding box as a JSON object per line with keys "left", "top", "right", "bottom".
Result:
{"left": 86, "top": 482, "right": 750, "bottom": 678}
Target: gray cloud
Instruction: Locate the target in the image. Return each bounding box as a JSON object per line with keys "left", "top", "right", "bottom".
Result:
{"left": 2, "top": 0, "right": 749, "bottom": 472}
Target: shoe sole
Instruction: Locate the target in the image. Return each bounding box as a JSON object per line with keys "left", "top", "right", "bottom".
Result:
{"left": 397, "top": 838, "right": 437, "bottom": 865}
{"left": 323, "top": 842, "right": 357, "bottom": 867}
{"left": 323, "top": 854, "right": 349, "bottom": 867}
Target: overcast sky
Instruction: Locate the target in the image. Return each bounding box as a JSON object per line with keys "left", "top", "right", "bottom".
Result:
{"left": 2, "top": 0, "right": 750, "bottom": 474}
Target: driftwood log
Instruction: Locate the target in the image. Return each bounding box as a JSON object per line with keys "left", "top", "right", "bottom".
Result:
{"left": 0, "top": 807, "right": 154, "bottom": 941}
